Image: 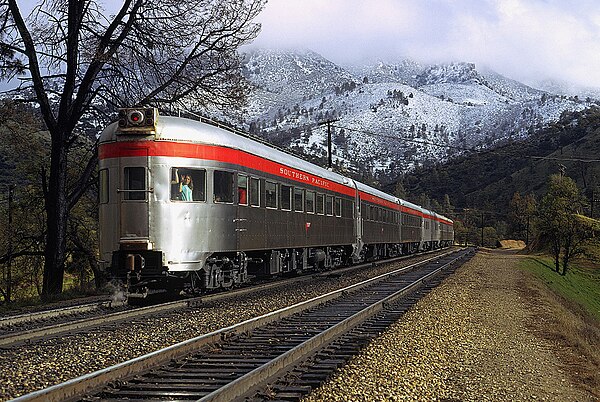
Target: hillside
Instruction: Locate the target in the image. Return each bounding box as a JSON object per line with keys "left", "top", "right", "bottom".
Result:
{"left": 397, "top": 106, "right": 600, "bottom": 213}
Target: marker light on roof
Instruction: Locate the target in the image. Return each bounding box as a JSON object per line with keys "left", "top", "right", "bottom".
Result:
{"left": 128, "top": 110, "right": 144, "bottom": 125}
{"left": 117, "top": 107, "right": 158, "bottom": 133}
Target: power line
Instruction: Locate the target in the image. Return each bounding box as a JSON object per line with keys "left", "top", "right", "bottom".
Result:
{"left": 530, "top": 156, "right": 600, "bottom": 163}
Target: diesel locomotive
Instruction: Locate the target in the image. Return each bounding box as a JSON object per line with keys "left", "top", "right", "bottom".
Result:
{"left": 98, "top": 108, "right": 453, "bottom": 299}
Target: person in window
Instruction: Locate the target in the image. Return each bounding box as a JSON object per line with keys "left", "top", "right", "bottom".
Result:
{"left": 180, "top": 174, "right": 193, "bottom": 201}
{"left": 173, "top": 168, "right": 193, "bottom": 201}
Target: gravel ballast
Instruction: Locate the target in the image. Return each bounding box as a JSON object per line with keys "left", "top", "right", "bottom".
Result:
{"left": 303, "top": 249, "right": 595, "bottom": 401}
{"left": 0, "top": 252, "right": 447, "bottom": 400}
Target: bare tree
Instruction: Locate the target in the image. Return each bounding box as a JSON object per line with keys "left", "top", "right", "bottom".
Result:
{"left": 0, "top": 0, "right": 264, "bottom": 299}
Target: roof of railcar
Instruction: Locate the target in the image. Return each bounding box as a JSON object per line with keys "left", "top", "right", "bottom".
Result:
{"left": 101, "top": 116, "right": 404, "bottom": 202}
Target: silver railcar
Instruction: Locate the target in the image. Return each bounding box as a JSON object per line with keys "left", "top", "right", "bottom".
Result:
{"left": 99, "top": 108, "right": 453, "bottom": 298}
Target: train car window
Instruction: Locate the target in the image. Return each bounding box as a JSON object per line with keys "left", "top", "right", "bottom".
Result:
{"left": 325, "top": 195, "right": 334, "bottom": 216}
{"left": 237, "top": 174, "right": 248, "bottom": 206}
{"left": 294, "top": 188, "right": 304, "bottom": 212}
{"left": 306, "top": 191, "right": 315, "bottom": 213}
{"left": 124, "top": 167, "right": 145, "bottom": 200}
{"left": 316, "top": 194, "right": 324, "bottom": 215}
{"left": 265, "top": 181, "right": 278, "bottom": 209}
{"left": 342, "top": 199, "right": 353, "bottom": 218}
{"left": 214, "top": 170, "right": 234, "bottom": 203}
{"left": 281, "top": 185, "right": 292, "bottom": 211}
{"left": 250, "top": 177, "right": 260, "bottom": 207}
{"left": 335, "top": 198, "right": 342, "bottom": 217}
{"left": 170, "top": 168, "right": 206, "bottom": 202}
{"left": 99, "top": 169, "right": 109, "bottom": 204}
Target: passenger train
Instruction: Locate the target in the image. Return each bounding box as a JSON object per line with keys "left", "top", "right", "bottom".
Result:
{"left": 99, "top": 108, "right": 454, "bottom": 299}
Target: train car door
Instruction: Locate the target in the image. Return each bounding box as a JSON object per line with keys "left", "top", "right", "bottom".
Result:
{"left": 118, "top": 145, "right": 150, "bottom": 240}
{"left": 235, "top": 173, "right": 250, "bottom": 250}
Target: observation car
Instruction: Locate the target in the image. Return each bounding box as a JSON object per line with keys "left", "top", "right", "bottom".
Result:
{"left": 98, "top": 108, "right": 454, "bottom": 298}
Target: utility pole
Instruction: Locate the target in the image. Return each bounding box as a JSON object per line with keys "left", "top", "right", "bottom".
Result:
{"left": 526, "top": 214, "right": 530, "bottom": 246}
{"left": 464, "top": 209, "right": 468, "bottom": 246}
{"left": 558, "top": 163, "right": 566, "bottom": 180}
{"left": 592, "top": 189, "right": 594, "bottom": 219}
{"left": 591, "top": 189, "right": 599, "bottom": 219}
{"left": 318, "top": 119, "right": 339, "bottom": 169}
{"left": 7, "top": 185, "right": 13, "bottom": 303}
{"left": 481, "top": 210, "right": 484, "bottom": 247}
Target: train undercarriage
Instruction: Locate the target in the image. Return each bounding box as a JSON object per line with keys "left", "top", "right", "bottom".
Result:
{"left": 109, "top": 241, "right": 449, "bottom": 302}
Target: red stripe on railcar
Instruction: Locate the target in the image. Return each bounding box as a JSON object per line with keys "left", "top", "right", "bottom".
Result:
{"left": 99, "top": 140, "right": 453, "bottom": 226}
{"left": 99, "top": 140, "right": 355, "bottom": 197}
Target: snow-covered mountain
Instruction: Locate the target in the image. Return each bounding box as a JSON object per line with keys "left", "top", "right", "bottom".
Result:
{"left": 240, "top": 48, "right": 594, "bottom": 181}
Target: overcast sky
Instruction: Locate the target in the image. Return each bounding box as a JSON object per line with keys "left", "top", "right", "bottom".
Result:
{"left": 248, "top": 0, "right": 600, "bottom": 89}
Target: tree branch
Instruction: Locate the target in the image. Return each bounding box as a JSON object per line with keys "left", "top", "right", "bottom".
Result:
{"left": 6, "top": 0, "right": 57, "bottom": 131}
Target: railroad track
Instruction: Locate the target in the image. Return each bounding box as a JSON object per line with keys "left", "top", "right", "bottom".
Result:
{"left": 13, "top": 247, "right": 474, "bottom": 402}
{"left": 0, "top": 248, "right": 452, "bottom": 348}
{"left": 0, "top": 299, "right": 125, "bottom": 329}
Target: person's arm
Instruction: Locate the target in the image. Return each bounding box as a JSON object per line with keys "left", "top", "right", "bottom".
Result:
{"left": 172, "top": 168, "right": 180, "bottom": 184}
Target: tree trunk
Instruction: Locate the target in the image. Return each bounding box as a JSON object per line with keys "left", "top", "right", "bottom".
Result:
{"left": 41, "top": 135, "right": 69, "bottom": 300}
{"left": 561, "top": 235, "right": 572, "bottom": 276}
{"left": 552, "top": 240, "right": 561, "bottom": 273}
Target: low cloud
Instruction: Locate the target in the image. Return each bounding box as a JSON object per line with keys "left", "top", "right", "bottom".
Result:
{"left": 250, "top": 0, "right": 600, "bottom": 88}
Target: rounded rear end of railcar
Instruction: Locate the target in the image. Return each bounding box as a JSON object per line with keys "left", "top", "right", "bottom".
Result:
{"left": 98, "top": 110, "right": 246, "bottom": 299}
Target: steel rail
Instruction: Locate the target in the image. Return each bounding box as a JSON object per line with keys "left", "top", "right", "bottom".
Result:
{"left": 0, "top": 248, "right": 452, "bottom": 347}
{"left": 200, "top": 251, "right": 467, "bottom": 401}
{"left": 11, "top": 249, "right": 462, "bottom": 402}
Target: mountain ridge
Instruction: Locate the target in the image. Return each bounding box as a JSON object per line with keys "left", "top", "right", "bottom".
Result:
{"left": 239, "top": 48, "right": 595, "bottom": 183}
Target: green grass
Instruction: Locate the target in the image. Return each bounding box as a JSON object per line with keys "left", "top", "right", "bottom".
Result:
{"left": 520, "top": 256, "right": 600, "bottom": 321}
